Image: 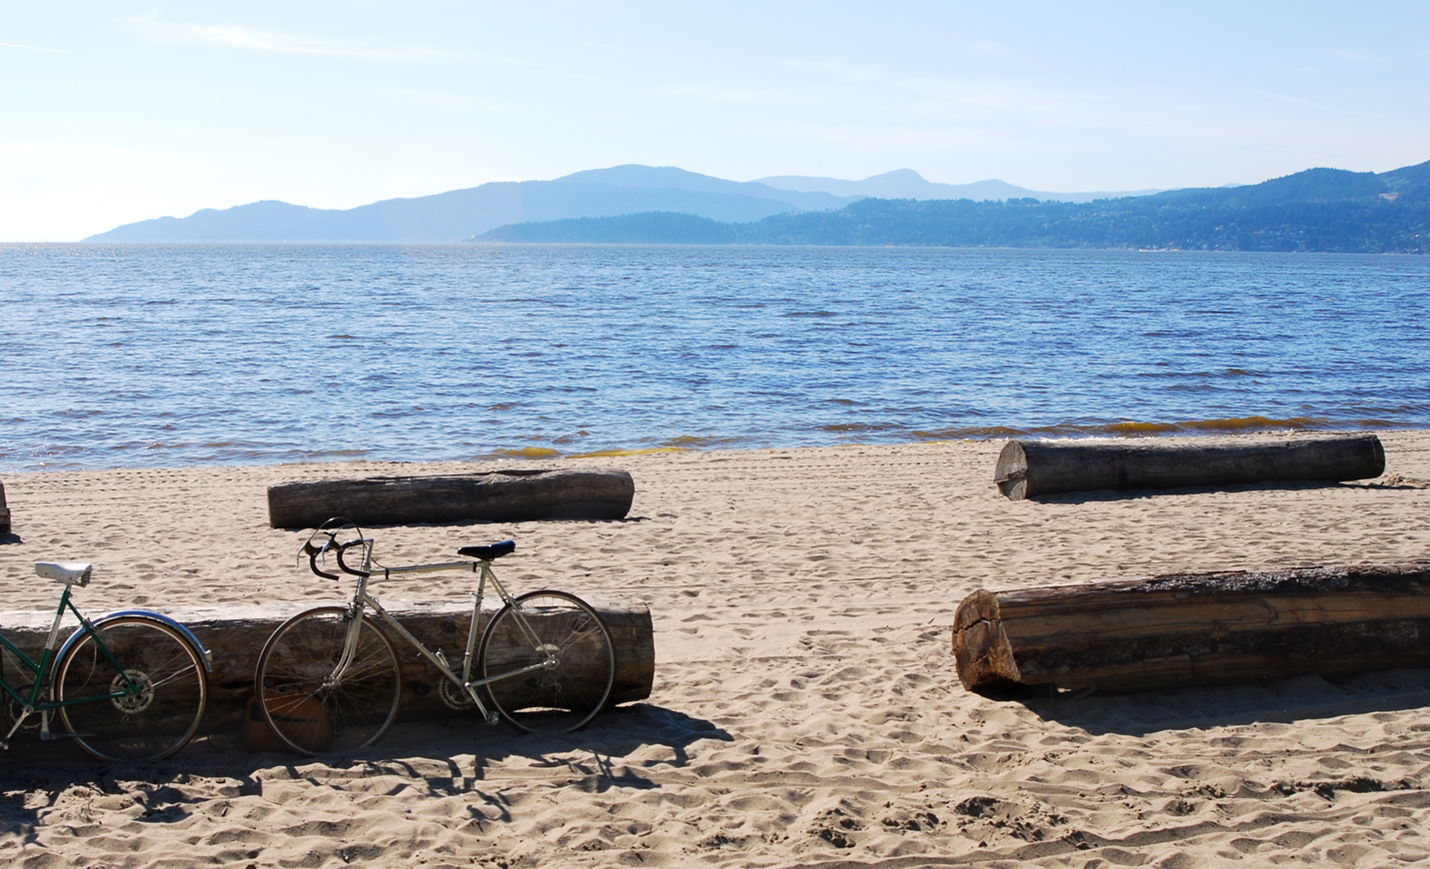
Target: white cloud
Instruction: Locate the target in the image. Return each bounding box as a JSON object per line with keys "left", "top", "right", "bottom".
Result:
{"left": 962, "top": 41, "right": 1012, "bottom": 57}
{"left": 124, "top": 15, "right": 496, "bottom": 64}
{"left": 1252, "top": 90, "right": 1320, "bottom": 108}
{"left": 0, "top": 139, "right": 155, "bottom": 160}
{"left": 376, "top": 87, "right": 512, "bottom": 112}
{"left": 654, "top": 82, "right": 808, "bottom": 108}
{"left": 782, "top": 120, "right": 998, "bottom": 152}
{"left": 0, "top": 41, "right": 69, "bottom": 55}
{"left": 1330, "top": 49, "right": 1386, "bottom": 63}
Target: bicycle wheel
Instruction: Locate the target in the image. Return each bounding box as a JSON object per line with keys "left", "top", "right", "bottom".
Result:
{"left": 254, "top": 606, "right": 401, "bottom": 755}
{"left": 478, "top": 590, "right": 615, "bottom": 735}
{"left": 54, "top": 616, "right": 209, "bottom": 762}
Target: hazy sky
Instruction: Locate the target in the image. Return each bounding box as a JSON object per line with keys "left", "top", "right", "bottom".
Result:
{"left": 4, "top": 1, "right": 1428, "bottom": 241}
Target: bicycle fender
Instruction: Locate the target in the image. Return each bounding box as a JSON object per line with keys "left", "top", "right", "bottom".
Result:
{"left": 56, "top": 610, "right": 215, "bottom": 673}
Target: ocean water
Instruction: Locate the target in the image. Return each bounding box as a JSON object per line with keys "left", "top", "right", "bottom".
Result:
{"left": 2, "top": 243, "right": 1428, "bottom": 471}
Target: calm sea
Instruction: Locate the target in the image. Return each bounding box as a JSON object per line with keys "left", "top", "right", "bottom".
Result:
{"left": 2, "top": 243, "right": 1428, "bottom": 472}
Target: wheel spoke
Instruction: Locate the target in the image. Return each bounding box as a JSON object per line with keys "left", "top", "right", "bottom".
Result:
{"left": 55, "top": 617, "right": 209, "bottom": 762}
{"left": 255, "top": 607, "right": 401, "bottom": 755}
{"left": 479, "top": 591, "right": 615, "bottom": 735}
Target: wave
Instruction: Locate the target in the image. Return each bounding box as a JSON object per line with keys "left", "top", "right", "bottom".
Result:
{"left": 491, "top": 446, "right": 561, "bottom": 459}
{"left": 913, "top": 415, "right": 1409, "bottom": 441}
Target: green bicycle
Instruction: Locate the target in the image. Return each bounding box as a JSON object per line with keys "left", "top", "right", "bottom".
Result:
{"left": 1, "top": 561, "right": 212, "bottom": 761}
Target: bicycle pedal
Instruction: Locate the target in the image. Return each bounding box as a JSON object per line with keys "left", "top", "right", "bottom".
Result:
{"left": 485, "top": 711, "right": 499, "bottom": 726}
{"left": 39, "top": 730, "right": 87, "bottom": 742}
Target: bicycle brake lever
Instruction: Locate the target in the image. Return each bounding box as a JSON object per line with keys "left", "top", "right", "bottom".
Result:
{"left": 301, "top": 535, "right": 342, "bottom": 580}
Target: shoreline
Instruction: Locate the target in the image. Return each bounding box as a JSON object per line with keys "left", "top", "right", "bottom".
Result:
{"left": 2, "top": 420, "right": 1421, "bottom": 476}
{"left": 2, "top": 434, "right": 1429, "bottom": 866}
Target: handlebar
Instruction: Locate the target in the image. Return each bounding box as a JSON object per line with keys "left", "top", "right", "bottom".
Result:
{"left": 302, "top": 538, "right": 341, "bottom": 580}
{"left": 297, "top": 517, "right": 371, "bottom": 580}
{"left": 334, "top": 539, "right": 372, "bottom": 578}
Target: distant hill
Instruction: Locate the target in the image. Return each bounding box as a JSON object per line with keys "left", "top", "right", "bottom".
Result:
{"left": 85, "top": 165, "right": 858, "bottom": 243}
{"left": 754, "top": 168, "right": 1157, "bottom": 203}
{"left": 478, "top": 161, "right": 1430, "bottom": 253}
{"left": 83, "top": 163, "right": 1162, "bottom": 243}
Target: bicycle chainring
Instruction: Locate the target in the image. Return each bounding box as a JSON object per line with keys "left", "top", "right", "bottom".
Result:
{"left": 4, "top": 685, "right": 40, "bottom": 732}
{"left": 438, "top": 678, "right": 476, "bottom": 711}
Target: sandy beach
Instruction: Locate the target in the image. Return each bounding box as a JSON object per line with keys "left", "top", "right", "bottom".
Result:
{"left": 2, "top": 432, "right": 1429, "bottom": 867}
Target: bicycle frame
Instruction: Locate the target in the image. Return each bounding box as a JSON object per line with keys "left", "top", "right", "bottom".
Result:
{"left": 0, "top": 585, "right": 143, "bottom": 745}
{"left": 326, "top": 538, "right": 558, "bottom": 724}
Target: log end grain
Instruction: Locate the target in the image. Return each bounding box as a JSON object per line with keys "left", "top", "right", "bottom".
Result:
{"left": 951, "top": 589, "right": 1022, "bottom": 691}
{"left": 992, "top": 442, "right": 1031, "bottom": 500}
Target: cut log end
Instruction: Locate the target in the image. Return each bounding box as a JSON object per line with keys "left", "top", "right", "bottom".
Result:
{"left": 993, "top": 442, "right": 1030, "bottom": 500}
{"left": 951, "top": 590, "right": 1023, "bottom": 691}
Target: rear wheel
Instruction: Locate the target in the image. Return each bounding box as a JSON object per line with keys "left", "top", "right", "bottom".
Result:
{"left": 254, "top": 606, "right": 401, "bottom": 755}
{"left": 55, "top": 616, "right": 209, "bottom": 762}
{"left": 478, "top": 590, "right": 615, "bottom": 735}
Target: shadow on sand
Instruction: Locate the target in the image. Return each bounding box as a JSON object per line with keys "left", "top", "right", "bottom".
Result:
{"left": 1005, "top": 666, "right": 1430, "bottom": 737}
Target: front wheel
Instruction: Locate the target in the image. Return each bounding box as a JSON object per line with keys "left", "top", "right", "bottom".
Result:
{"left": 54, "top": 616, "right": 209, "bottom": 762}
{"left": 254, "top": 606, "right": 402, "bottom": 755}
{"left": 478, "top": 590, "right": 615, "bottom": 735}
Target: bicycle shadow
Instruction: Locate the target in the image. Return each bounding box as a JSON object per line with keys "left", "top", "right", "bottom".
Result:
{"left": 1, "top": 703, "right": 727, "bottom": 838}
{"left": 355, "top": 703, "right": 731, "bottom": 795}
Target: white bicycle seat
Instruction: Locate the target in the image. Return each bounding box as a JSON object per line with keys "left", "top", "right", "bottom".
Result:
{"left": 35, "top": 562, "right": 92, "bottom": 586}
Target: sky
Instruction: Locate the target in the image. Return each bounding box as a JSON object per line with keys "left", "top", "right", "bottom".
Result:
{"left": 3, "top": 1, "right": 1429, "bottom": 242}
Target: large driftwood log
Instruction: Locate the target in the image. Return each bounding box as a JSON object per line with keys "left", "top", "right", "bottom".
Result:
{"left": 0, "top": 594, "right": 652, "bottom": 733}
{"left": 952, "top": 562, "right": 1430, "bottom": 694}
{"left": 994, "top": 434, "right": 1385, "bottom": 500}
{"left": 268, "top": 468, "right": 635, "bottom": 528}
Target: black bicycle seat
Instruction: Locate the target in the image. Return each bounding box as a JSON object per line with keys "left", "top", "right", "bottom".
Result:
{"left": 457, "top": 540, "right": 516, "bottom": 561}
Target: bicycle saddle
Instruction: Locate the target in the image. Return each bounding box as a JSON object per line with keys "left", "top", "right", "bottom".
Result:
{"left": 457, "top": 541, "right": 516, "bottom": 561}
{"left": 36, "top": 562, "right": 93, "bottom": 587}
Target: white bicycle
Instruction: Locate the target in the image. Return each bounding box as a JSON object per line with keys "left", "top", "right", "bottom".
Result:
{"left": 253, "top": 519, "right": 615, "bottom": 755}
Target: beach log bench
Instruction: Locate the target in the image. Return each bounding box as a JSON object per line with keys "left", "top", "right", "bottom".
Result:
{"left": 267, "top": 468, "right": 636, "bottom": 529}
{"left": 994, "top": 433, "right": 1385, "bottom": 500}
{"left": 0, "top": 594, "right": 653, "bottom": 735}
{"left": 951, "top": 562, "right": 1430, "bottom": 695}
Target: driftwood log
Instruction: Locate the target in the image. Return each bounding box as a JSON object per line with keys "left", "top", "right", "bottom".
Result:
{"left": 994, "top": 434, "right": 1385, "bottom": 500}
{"left": 0, "top": 594, "right": 653, "bottom": 735}
{"left": 952, "top": 562, "right": 1430, "bottom": 694}
{"left": 268, "top": 468, "right": 635, "bottom": 529}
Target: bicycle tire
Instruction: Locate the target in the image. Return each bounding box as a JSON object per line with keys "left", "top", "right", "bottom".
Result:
{"left": 254, "top": 606, "right": 402, "bottom": 755}
{"left": 478, "top": 590, "right": 615, "bottom": 735}
{"left": 54, "top": 616, "right": 209, "bottom": 762}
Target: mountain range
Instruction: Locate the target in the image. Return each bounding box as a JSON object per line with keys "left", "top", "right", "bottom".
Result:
{"left": 479, "top": 161, "right": 1430, "bottom": 254}
{"left": 85, "top": 161, "right": 1430, "bottom": 253}
{"left": 83, "top": 165, "right": 1154, "bottom": 243}
{"left": 753, "top": 168, "right": 1155, "bottom": 203}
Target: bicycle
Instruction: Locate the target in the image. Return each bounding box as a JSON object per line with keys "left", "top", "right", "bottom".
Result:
{"left": 1, "top": 561, "right": 212, "bottom": 761}
{"left": 253, "top": 518, "right": 616, "bottom": 755}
